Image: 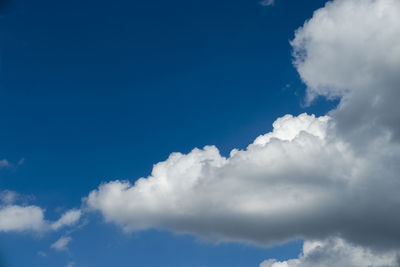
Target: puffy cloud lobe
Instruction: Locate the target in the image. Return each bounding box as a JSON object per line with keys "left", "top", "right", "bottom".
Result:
{"left": 260, "top": 238, "right": 399, "bottom": 267}
{"left": 252, "top": 114, "right": 330, "bottom": 145}
{"left": 0, "top": 205, "right": 46, "bottom": 232}
{"left": 0, "top": 203, "right": 82, "bottom": 233}
{"left": 291, "top": 0, "right": 400, "bottom": 141}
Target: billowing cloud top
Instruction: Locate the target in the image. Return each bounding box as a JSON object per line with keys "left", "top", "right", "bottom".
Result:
{"left": 292, "top": 0, "right": 400, "bottom": 141}
{"left": 86, "top": 108, "right": 400, "bottom": 249}
{"left": 85, "top": 2, "right": 400, "bottom": 264}
{"left": 0, "top": 0, "right": 389, "bottom": 265}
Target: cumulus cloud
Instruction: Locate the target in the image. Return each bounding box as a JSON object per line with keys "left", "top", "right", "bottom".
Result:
{"left": 85, "top": 0, "right": 400, "bottom": 258}
{"left": 86, "top": 112, "right": 400, "bottom": 248}
{"left": 51, "top": 236, "right": 72, "bottom": 251}
{"left": 0, "top": 205, "right": 47, "bottom": 232}
{"left": 260, "top": 238, "right": 400, "bottom": 267}
{"left": 292, "top": 0, "right": 400, "bottom": 142}
{"left": 51, "top": 209, "right": 82, "bottom": 231}
{"left": 0, "top": 194, "right": 81, "bottom": 233}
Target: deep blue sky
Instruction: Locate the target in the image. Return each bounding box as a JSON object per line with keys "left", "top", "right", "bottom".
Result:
{"left": 0, "top": 0, "right": 334, "bottom": 266}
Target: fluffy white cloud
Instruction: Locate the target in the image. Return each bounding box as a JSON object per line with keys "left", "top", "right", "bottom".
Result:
{"left": 86, "top": 112, "right": 400, "bottom": 248}
{"left": 260, "top": 238, "right": 399, "bottom": 267}
{"left": 85, "top": 0, "right": 400, "bottom": 256}
{"left": 0, "top": 205, "right": 46, "bottom": 232}
{"left": 292, "top": 0, "right": 400, "bottom": 141}
{"left": 51, "top": 209, "right": 82, "bottom": 230}
{"left": 51, "top": 236, "right": 72, "bottom": 251}
{"left": 0, "top": 199, "right": 81, "bottom": 233}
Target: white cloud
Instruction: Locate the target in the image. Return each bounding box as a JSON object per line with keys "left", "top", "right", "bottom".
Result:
{"left": 260, "top": 0, "right": 275, "bottom": 6}
{"left": 0, "top": 159, "right": 10, "bottom": 168}
{"left": 51, "top": 236, "right": 72, "bottom": 251}
{"left": 51, "top": 209, "right": 82, "bottom": 230}
{"left": 84, "top": 0, "right": 400, "bottom": 257}
{"left": 66, "top": 262, "right": 75, "bottom": 267}
{"left": 0, "top": 198, "right": 81, "bottom": 233}
{"left": 0, "top": 190, "right": 19, "bottom": 204}
{"left": 0, "top": 205, "right": 47, "bottom": 232}
{"left": 291, "top": 0, "right": 400, "bottom": 142}
{"left": 260, "top": 238, "right": 399, "bottom": 267}
{"left": 86, "top": 112, "right": 400, "bottom": 248}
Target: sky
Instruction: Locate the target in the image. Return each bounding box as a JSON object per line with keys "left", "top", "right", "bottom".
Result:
{"left": 1, "top": 0, "right": 400, "bottom": 266}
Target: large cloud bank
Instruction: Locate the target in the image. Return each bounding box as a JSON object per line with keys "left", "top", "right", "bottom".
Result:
{"left": 86, "top": 111, "right": 400, "bottom": 248}
{"left": 85, "top": 0, "right": 400, "bottom": 265}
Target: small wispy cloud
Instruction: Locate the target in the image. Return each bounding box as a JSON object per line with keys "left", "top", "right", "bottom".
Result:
{"left": 51, "top": 236, "right": 72, "bottom": 251}
{"left": 37, "top": 251, "right": 47, "bottom": 257}
{"left": 0, "top": 159, "right": 10, "bottom": 168}
{"left": 0, "top": 190, "right": 19, "bottom": 204}
{"left": 0, "top": 157, "right": 25, "bottom": 169}
{"left": 51, "top": 209, "right": 82, "bottom": 231}
{"left": 259, "top": 0, "right": 275, "bottom": 6}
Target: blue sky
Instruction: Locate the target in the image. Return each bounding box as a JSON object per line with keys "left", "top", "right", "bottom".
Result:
{"left": 2, "top": 0, "right": 400, "bottom": 266}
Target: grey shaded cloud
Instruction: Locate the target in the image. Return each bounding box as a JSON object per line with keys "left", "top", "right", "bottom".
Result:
{"left": 84, "top": 0, "right": 400, "bottom": 258}
{"left": 86, "top": 112, "right": 400, "bottom": 249}
{"left": 260, "top": 238, "right": 400, "bottom": 267}
{"left": 292, "top": 0, "right": 400, "bottom": 143}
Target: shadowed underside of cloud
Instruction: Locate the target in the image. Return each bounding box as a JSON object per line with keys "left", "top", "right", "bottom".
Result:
{"left": 85, "top": 0, "right": 400, "bottom": 265}
{"left": 86, "top": 111, "right": 400, "bottom": 249}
